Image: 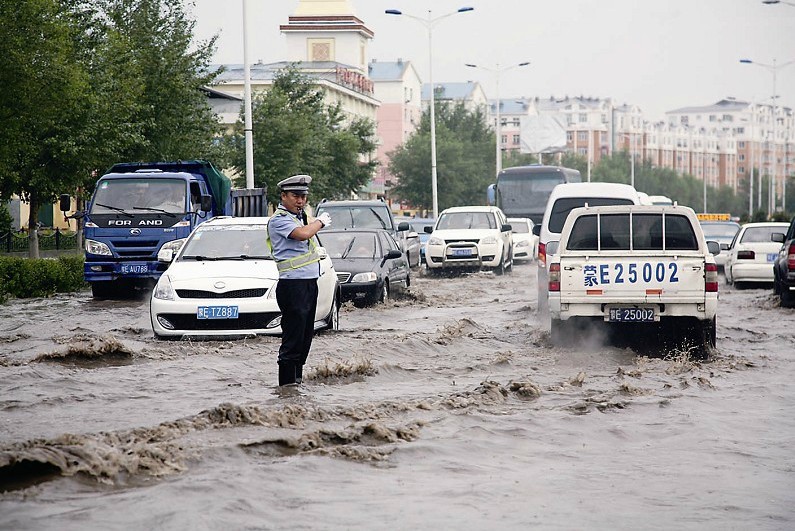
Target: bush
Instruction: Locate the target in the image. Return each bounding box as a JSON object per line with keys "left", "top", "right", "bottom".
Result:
{"left": 0, "top": 254, "right": 86, "bottom": 302}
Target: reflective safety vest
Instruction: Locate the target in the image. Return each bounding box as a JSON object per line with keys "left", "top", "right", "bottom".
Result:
{"left": 266, "top": 208, "right": 320, "bottom": 273}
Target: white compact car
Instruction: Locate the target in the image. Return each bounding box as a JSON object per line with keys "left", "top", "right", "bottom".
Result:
{"left": 424, "top": 206, "right": 513, "bottom": 274}
{"left": 507, "top": 217, "right": 538, "bottom": 262}
{"left": 724, "top": 222, "right": 790, "bottom": 287}
{"left": 150, "top": 216, "right": 340, "bottom": 339}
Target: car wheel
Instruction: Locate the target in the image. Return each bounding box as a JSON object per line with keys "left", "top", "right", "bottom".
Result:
{"left": 773, "top": 273, "right": 781, "bottom": 295}
{"left": 494, "top": 255, "right": 506, "bottom": 276}
{"left": 781, "top": 287, "right": 795, "bottom": 308}
{"left": 505, "top": 246, "right": 514, "bottom": 274}
{"left": 379, "top": 281, "right": 389, "bottom": 304}
{"left": 323, "top": 293, "right": 340, "bottom": 331}
{"left": 550, "top": 319, "right": 569, "bottom": 346}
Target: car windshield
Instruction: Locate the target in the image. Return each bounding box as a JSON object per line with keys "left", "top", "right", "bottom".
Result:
{"left": 318, "top": 206, "right": 390, "bottom": 230}
{"left": 90, "top": 178, "right": 186, "bottom": 214}
{"left": 180, "top": 225, "right": 271, "bottom": 260}
{"left": 318, "top": 232, "right": 378, "bottom": 259}
{"left": 508, "top": 220, "right": 530, "bottom": 233}
{"left": 740, "top": 226, "right": 786, "bottom": 243}
{"left": 700, "top": 222, "right": 740, "bottom": 239}
{"left": 437, "top": 212, "right": 496, "bottom": 230}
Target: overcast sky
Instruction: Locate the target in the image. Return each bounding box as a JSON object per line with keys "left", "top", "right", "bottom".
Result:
{"left": 187, "top": 0, "right": 795, "bottom": 121}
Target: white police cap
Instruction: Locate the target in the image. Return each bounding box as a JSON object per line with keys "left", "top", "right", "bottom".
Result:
{"left": 278, "top": 174, "right": 312, "bottom": 193}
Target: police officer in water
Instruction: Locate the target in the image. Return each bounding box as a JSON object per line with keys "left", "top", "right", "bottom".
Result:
{"left": 267, "top": 174, "right": 332, "bottom": 387}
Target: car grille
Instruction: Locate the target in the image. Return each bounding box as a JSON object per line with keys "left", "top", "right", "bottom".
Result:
{"left": 176, "top": 288, "right": 268, "bottom": 299}
{"left": 444, "top": 239, "right": 480, "bottom": 244}
{"left": 337, "top": 272, "right": 351, "bottom": 283}
{"left": 160, "top": 312, "right": 280, "bottom": 330}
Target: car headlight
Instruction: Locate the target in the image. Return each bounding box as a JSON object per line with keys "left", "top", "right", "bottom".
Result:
{"left": 153, "top": 274, "right": 176, "bottom": 300}
{"left": 161, "top": 238, "right": 186, "bottom": 255}
{"left": 428, "top": 237, "right": 444, "bottom": 246}
{"left": 481, "top": 236, "right": 498, "bottom": 245}
{"left": 352, "top": 272, "right": 377, "bottom": 282}
{"left": 516, "top": 240, "right": 530, "bottom": 248}
{"left": 267, "top": 282, "right": 278, "bottom": 299}
{"left": 85, "top": 239, "right": 112, "bottom": 256}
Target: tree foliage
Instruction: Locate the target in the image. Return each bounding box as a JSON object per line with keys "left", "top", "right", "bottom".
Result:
{"left": 226, "top": 66, "right": 377, "bottom": 207}
{"left": 389, "top": 101, "right": 495, "bottom": 211}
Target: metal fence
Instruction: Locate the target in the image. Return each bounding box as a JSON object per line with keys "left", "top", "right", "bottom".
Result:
{"left": 0, "top": 229, "right": 79, "bottom": 253}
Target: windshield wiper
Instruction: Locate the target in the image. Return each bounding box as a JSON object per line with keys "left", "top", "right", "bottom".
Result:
{"left": 341, "top": 238, "right": 356, "bottom": 259}
{"left": 181, "top": 255, "right": 219, "bottom": 261}
{"left": 95, "top": 203, "right": 133, "bottom": 217}
{"left": 132, "top": 206, "right": 177, "bottom": 218}
{"left": 368, "top": 208, "right": 388, "bottom": 229}
{"left": 237, "top": 255, "right": 273, "bottom": 260}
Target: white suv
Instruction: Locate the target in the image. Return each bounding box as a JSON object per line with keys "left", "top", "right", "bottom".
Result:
{"left": 424, "top": 206, "right": 513, "bottom": 274}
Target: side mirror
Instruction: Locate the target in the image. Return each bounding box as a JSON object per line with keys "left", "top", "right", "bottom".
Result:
{"left": 546, "top": 240, "right": 560, "bottom": 256}
{"left": 719, "top": 242, "right": 730, "bottom": 251}
{"left": 157, "top": 248, "right": 175, "bottom": 263}
{"left": 200, "top": 194, "right": 213, "bottom": 212}
{"left": 532, "top": 224, "right": 541, "bottom": 236}
{"left": 397, "top": 221, "right": 410, "bottom": 231}
{"left": 502, "top": 224, "right": 512, "bottom": 232}
{"left": 385, "top": 249, "right": 402, "bottom": 260}
{"left": 707, "top": 241, "right": 721, "bottom": 255}
{"left": 772, "top": 232, "right": 785, "bottom": 243}
{"left": 59, "top": 194, "right": 71, "bottom": 212}
{"left": 424, "top": 226, "right": 434, "bottom": 234}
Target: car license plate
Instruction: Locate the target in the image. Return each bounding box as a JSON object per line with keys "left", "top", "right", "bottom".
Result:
{"left": 767, "top": 253, "right": 777, "bottom": 263}
{"left": 451, "top": 248, "right": 473, "bottom": 257}
{"left": 121, "top": 264, "right": 148, "bottom": 274}
{"left": 197, "top": 306, "right": 239, "bottom": 319}
{"left": 606, "top": 307, "right": 655, "bottom": 322}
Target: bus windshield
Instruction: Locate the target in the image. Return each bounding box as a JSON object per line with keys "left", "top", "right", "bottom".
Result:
{"left": 495, "top": 167, "right": 581, "bottom": 222}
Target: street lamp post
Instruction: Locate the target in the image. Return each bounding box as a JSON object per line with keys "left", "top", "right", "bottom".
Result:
{"left": 386, "top": 7, "right": 474, "bottom": 219}
{"left": 241, "top": 0, "right": 254, "bottom": 189}
{"left": 740, "top": 57, "right": 795, "bottom": 215}
{"left": 464, "top": 61, "right": 530, "bottom": 177}
{"left": 762, "top": 0, "right": 795, "bottom": 6}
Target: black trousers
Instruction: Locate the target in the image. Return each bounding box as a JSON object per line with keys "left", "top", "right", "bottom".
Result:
{"left": 276, "top": 278, "right": 319, "bottom": 368}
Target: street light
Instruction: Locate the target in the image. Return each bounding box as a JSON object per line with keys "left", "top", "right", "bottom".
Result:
{"left": 762, "top": 0, "right": 795, "bottom": 6}
{"left": 386, "top": 7, "right": 474, "bottom": 219}
{"left": 740, "top": 57, "right": 795, "bottom": 214}
{"left": 241, "top": 0, "right": 254, "bottom": 188}
{"left": 465, "top": 62, "right": 530, "bottom": 177}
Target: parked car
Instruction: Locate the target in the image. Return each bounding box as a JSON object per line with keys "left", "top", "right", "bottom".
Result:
{"left": 314, "top": 199, "right": 421, "bottom": 268}
{"left": 724, "top": 222, "right": 789, "bottom": 288}
{"left": 424, "top": 206, "right": 513, "bottom": 274}
{"left": 149, "top": 216, "right": 340, "bottom": 339}
{"left": 699, "top": 220, "right": 741, "bottom": 270}
{"left": 507, "top": 217, "right": 538, "bottom": 262}
{"left": 772, "top": 216, "right": 795, "bottom": 307}
{"left": 403, "top": 217, "right": 436, "bottom": 263}
{"left": 317, "top": 228, "right": 410, "bottom": 306}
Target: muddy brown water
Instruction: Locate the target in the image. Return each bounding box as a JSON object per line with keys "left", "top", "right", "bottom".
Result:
{"left": 0, "top": 264, "right": 793, "bottom": 529}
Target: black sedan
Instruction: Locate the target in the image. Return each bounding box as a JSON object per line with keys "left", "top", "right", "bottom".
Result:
{"left": 317, "top": 229, "right": 410, "bottom": 306}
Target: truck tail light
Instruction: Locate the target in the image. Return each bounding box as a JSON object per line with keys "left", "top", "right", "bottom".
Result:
{"left": 787, "top": 243, "right": 795, "bottom": 270}
{"left": 705, "top": 263, "right": 719, "bottom": 292}
{"left": 538, "top": 242, "right": 546, "bottom": 267}
{"left": 549, "top": 263, "right": 561, "bottom": 292}
{"left": 737, "top": 250, "right": 755, "bottom": 260}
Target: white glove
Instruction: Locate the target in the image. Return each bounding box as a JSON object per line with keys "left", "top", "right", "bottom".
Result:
{"left": 317, "top": 212, "right": 332, "bottom": 228}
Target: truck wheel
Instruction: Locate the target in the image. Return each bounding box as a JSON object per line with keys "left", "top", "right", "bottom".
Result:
{"left": 91, "top": 281, "right": 118, "bottom": 300}
{"left": 550, "top": 319, "right": 568, "bottom": 346}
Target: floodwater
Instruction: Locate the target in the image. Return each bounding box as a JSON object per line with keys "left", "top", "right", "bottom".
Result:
{"left": 0, "top": 264, "right": 793, "bottom": 530}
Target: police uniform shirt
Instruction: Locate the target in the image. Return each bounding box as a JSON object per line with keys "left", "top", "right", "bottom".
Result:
{"left": 269, "top": 206, "right": 321, "bottom": 280}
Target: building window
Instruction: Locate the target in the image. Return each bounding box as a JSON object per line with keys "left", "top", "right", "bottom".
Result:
{"left": 739, "top": 166, "right": 745, "bottom": 174}
{"left": 738, "top": 141, "right": 745, "bottom": 148}
{"left": 512, "top": 134, "right": 520, "bottom": 144}
{"left": 579, "top": 113, "right": 588, "bottom": 123}
{"left": 567, "top": 132, "right": 573, "bottom": 142}
{"left": 739, "top": 154, "right": 745, "bottom": 161}
{"left": 578, "top": 131, "right": 587, "bottom": 142}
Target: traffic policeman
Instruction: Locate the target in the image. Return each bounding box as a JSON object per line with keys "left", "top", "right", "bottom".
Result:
{"left": 267, "top": 174, "right": 332, "bottom": 387}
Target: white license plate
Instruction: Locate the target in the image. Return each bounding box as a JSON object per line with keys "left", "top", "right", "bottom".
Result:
{"left": 607, "top": 307, "right": 656, "bottom": 322}
{"left": 451, "top": 248, "right": 473, "bottom": 257}
{"left": 197, "top": 306, "right": 239, "bottom": 319}
{"left": 121, "top": 264, "right": 148, "bottom": 274}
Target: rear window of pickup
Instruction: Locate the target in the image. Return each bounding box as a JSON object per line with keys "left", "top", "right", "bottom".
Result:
{"left": 567, "top": 213, "right": 699, "bottom": 251}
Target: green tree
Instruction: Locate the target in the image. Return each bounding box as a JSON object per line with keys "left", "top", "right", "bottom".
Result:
{"left": 389, "top": 101, "right": 495, "bottom": 211}
{"left": 227, "top": 66, "right": 377, "bottom": 207}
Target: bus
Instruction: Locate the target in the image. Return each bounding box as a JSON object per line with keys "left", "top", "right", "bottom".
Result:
{"left": 487, "top": 165, "right": 581, "bottom": 224}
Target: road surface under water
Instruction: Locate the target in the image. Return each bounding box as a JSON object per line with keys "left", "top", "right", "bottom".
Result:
{"left": 0, "top": 264, "right": 793, "bottom": 530}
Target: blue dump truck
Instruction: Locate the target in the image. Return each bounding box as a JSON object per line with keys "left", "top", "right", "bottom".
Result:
{"left": 60, "top": 160, "right": 265, "bottom": 299}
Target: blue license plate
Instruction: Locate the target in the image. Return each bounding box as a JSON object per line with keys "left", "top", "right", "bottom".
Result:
{"left": 607, "top": 307, "right": 655, "bottom": 322}
{"left": 197, "top": 306, "right": 239, "bottom": 319}
{"left": 767, "top": 253, "right": 777, "bottom": 263}
{"left": 451, "top": 248, "right": 473, "bottom": 257}
{"left": 121, "top": 264, "right": 148, "bottom": 274}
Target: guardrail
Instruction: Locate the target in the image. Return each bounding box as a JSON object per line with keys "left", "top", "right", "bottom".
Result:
{"left": 0, "top": 229, "right": 79, "bottom": 253}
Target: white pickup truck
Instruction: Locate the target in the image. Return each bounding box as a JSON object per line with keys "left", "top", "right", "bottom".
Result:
{"left": 546, "top": 204, "right": 721, "bottom": 355}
